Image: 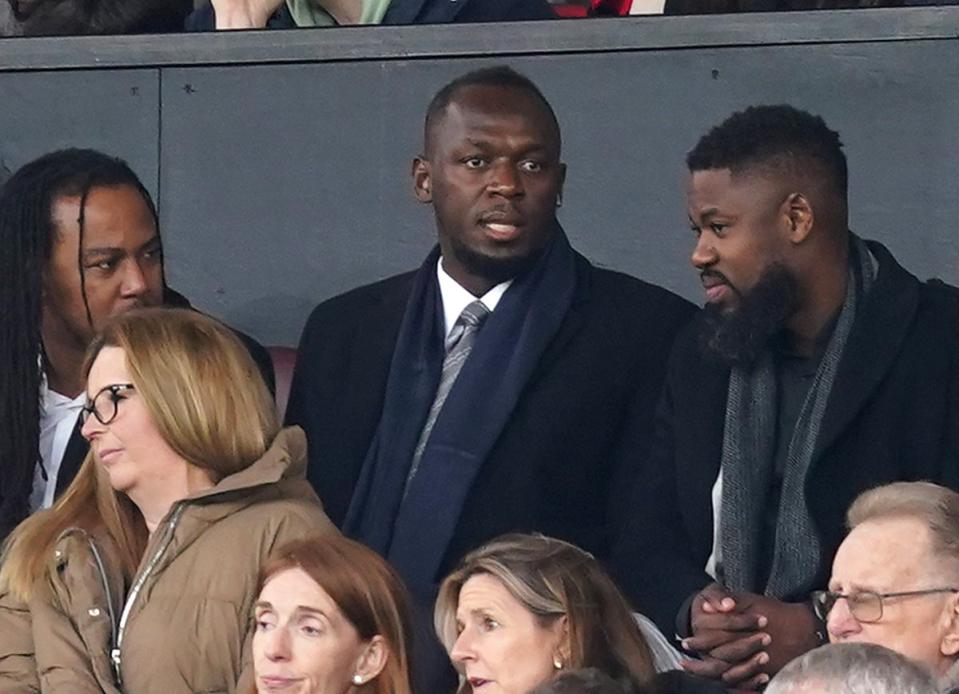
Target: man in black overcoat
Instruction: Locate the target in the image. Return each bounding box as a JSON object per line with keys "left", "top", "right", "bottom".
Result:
{"left": 286, "top": 65, "right": 696, "bottom": 685}
{"left": 614, "top": 104, "right": 959, "bottom": 691}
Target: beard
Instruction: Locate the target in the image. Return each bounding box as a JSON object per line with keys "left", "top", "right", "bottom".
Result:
{"left": 445, "top": 234, "right": 547, "bottom": 286}
{"left": 697, "top": 262, "right": 800, "bottom": 368}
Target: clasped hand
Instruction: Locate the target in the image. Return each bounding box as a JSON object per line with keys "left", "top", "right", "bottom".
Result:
{"left": 680, "top": 583, "right": 820, "bottom": 691}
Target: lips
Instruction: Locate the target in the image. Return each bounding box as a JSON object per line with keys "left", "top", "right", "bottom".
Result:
{"left": 468, "top": 676, "right": 491, "bottom": 689}
{"left": 96, "top": 447, "right": 122, "bottom": 463}
{"left": 700, "top": 272, "right": 731, "bottom": 303}
{"left": 704, "top": 284, "right": 729, "bottom": 303}
{"left": 478, "top": 211, "right": 525, "bottom": 242}
{"left": 257, "top": 675, "right": 304, "bottom": 691}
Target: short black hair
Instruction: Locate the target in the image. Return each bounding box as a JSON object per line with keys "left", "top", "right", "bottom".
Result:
{"left": 687, "top": 104, "right": 848, "bottom": 199}
{"left": 424, "top": 65, "right": 561, "bottom": 153}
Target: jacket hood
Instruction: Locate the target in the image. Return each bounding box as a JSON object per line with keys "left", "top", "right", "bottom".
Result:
{"left": 174, "top": 426, "right": 315, "bottom": 525}
{"left": 194, "top": 426, "right": 308, "bottom": 497}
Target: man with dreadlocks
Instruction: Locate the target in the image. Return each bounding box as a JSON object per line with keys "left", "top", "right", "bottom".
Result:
{"left": 0, "top": 148, "right": 274, "bottom": 538}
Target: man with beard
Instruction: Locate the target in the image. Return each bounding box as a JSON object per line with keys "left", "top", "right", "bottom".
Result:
{"left": 613, "top": 105, "right": 959, "bottom": 690}
{"left": 285, "top": 65, "right": 695, "bottom": 687}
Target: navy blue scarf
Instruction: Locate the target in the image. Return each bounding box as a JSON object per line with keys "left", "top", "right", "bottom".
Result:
{"left": 344, "top": 226, "right": 577, "bottom": 593}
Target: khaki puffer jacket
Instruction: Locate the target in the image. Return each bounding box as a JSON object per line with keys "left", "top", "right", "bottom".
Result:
{"left": 0, "top": 426, "right": 335, "bottom": 694}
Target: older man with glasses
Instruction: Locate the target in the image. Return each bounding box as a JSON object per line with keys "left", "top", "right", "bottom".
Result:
{"left": 816, "top": 481, "right": 959, "bottom": 691}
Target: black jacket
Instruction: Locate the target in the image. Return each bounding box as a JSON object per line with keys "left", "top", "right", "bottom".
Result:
{"left": 613, "top": 240, "right": 959, "bottom": 635}
{"left": 185, "top": 0, "right": 555, "bottom": 31}
{"left": 286, "top": 250, "right": 694, "bottom": 690}
{"left": 286, "top": 251, "right": 695, "bottom": 576}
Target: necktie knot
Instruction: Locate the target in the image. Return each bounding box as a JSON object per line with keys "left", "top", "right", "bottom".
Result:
{"left": 459, "top": 300, "right": 490, "bottom": 328}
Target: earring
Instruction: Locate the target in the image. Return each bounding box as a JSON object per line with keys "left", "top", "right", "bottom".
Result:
{"left": 352, "top": 674, "right": 363, "bottom": 685}
{"left": 555, "top": 194, "right": 563, "bottom": 208}
{"left": 553, "top": 657, "right": 564, "bottom": 670}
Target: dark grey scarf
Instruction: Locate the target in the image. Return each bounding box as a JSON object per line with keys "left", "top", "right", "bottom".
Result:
{"left": 719, "top": 235, "right": 876, "bottom": 598}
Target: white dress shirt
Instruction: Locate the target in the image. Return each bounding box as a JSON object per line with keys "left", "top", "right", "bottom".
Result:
{"left": 29, "top": 378, "right": 85, "bottom": 512}
{"left": 436, "top": 257, "right": 512, "bottom": 339}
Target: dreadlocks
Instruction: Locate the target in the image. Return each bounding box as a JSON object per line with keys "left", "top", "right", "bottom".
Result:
{"left": 0, "top": 148, "right": 161, "bottom": 538}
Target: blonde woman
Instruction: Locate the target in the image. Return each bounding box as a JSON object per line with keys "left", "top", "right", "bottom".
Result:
{"left": 435, "top": 534, "right": 724, "bottom": 694}
{"left": 0, "top": 307, "right": 335, "bottom": 693}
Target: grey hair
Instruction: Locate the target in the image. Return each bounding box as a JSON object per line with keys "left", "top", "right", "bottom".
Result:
{"left": 765, "top": 643, "right": 938, "bottom": 694}
{"left": 847, "top": 482, "right": 959, "bottom": 568}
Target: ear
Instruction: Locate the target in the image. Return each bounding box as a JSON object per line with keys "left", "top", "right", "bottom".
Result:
{"left": 782, "top": 192, "right": 814, "bottom": 244}
{"left": 353, "top": 635, "right": 389, "bottom": 686}
{"left": 552, "top": 615, "right": 571, "bottom": 666}
{"left": 412, "top": 156, "right": 433, "bottom": 204}
{"left": 940, "top": 594, "right": 959, "bottom": 657}
{"left": 556, "top": 163, "right": 567, "bottom": 207}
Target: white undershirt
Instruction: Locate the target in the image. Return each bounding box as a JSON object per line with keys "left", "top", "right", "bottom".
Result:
{"left": 705, "top": 469, "right": 724, "bottom": 582}
{"left": 436, "top": 258, "right": 512, "bottom": 339}
{"left": 29, "top": 379, "right": 85, "bottom": 512}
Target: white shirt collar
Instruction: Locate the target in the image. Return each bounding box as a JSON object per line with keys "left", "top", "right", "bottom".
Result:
{"left": 436, "top": 257, "right": 512, "bottom": 339}
{"left": 39, "top": 371, "right": 86, "bottom": 410}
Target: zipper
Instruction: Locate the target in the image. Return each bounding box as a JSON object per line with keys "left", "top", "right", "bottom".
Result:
{"left": 86, "top": 536, "right": 118, "bottom": 653}
{"left": 111, "top": 503, "right": 186, "bottom": 686}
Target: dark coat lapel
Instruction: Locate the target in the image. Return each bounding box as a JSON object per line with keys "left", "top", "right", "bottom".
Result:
{"left": 523, "top": 253, "right": 592, "bottom": 382}
{"left": 813, "top": 241, "right": 919, "bottom": 461}
{"left": 55, "top": 416, "right": 89, "bottom": 496}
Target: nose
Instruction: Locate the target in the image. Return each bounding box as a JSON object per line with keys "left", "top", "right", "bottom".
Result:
{"left": 826, "top": 597, "right": 861, "bottom": 641}
{"left": 264, "top": 626, "right": 292, "bottom": 662}
{"left": 120, "top": 260, "right": 149, "bottom": 299}
{"left": 691, "top": 233, "right": 718, "bottom": 270}
{"left": 450, "top": 629, "right": 476, "bottom": 664}
{"left": 487, "top": 160, "right": 524, "bottom": 198}
{"left": 80, "top": 408, "right": 103, "bottom": 441}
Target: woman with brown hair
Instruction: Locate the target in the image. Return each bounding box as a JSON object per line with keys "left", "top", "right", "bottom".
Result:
{"left": 0, "top": 307, "right": 334, "bottom": 693}
{"left": 435, "top": 534, "right": 724, "bottom": 694}
{"left": 251, "top": 534, "right": 415, "bottom": 694}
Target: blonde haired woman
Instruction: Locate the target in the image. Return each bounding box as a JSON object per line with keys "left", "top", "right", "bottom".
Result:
{"left": 435, "top": 534, "right": 724, "bottom": 694}
{"left": 0, "top": 307, "right": 334, "bottom": 693}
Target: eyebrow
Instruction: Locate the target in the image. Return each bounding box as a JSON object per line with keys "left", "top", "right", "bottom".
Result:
{"left": 458, "top": 607, "right": 498, "bottom": 621}
{"left": 253, "top": 601, "right": 329, "bottom": 619}
{"left": 462, "top": 137, "right": 549, "bottom": 153}
{"left": 82, "top": 235, "right": 161, "bottom": 259}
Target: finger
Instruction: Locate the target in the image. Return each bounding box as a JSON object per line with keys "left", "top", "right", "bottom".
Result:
{"left": 699, "top": 584, "right": 737, "bottom": 612}
{"left": 684, "top": 628, "right": 759, "bottom": 653}
{"left": 692, "top": 611, "right": 767, "bottom": 633}
{"left": 729, "top": 673, "right": 771, "bottom": 691}
{"left": 709, "top": 633, "right": 771, "bottom": 662}
{"left": 721, "top": 651, "right": 770, "bottom": 686}
{"left": 681, "top": 656, "right": 729, "bottom": 680}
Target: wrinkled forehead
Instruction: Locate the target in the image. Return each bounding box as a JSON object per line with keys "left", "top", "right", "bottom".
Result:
{"left": 834, "top": 518, "right": 938, "bottom": 587}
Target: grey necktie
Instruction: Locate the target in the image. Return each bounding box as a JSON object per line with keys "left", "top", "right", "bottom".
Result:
{"left": 404, "top": 299, "right": 491, "bottom": 493}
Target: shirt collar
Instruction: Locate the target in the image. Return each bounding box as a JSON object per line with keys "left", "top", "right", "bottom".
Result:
{"left": 39, "top": 374, "right": 86, "bottom": 410}
{"left": 436, "top": 257, "right": 512, "bottom": 339}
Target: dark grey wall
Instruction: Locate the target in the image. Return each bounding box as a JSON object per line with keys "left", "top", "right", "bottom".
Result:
{"left": 1, "top": 8, "right": 958, "bottom": 345}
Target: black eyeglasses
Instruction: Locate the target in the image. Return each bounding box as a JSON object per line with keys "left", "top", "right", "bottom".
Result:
{"left": 812, "top": 587, "right": 959, "bottom": 624}
{"left": 80, "top": 384, "right": 136, "bottom": 426}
